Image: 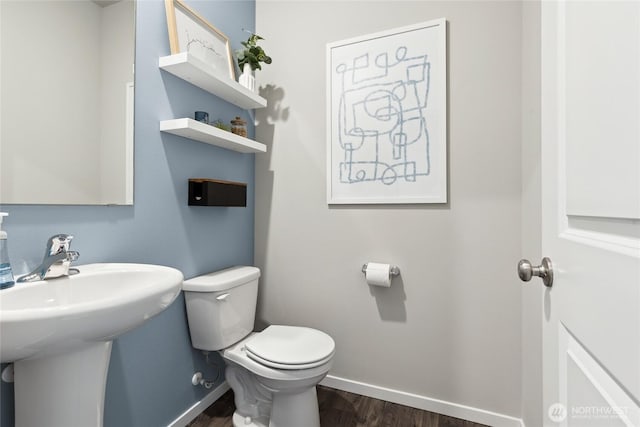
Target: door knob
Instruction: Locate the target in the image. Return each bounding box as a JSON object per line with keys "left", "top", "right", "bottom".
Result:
{"left": 518, "top": 257, "right": 553, "bottom": 287}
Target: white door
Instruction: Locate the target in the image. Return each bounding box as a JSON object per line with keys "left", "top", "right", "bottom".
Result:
{"left": 538, "top": 1, "right": 640, "bottom": 426}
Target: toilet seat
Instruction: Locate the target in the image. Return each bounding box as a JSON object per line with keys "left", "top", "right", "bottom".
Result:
{"left": 243, "top": 325, "right": 335, "bottom": 370}
{"left": 245, "top": 349, "right": 335, "bottom": 370}
{"left": 222, "top": 332, "right": 334, "bottom": 382}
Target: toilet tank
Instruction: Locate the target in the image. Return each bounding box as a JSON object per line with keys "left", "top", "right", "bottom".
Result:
{"left": 182, "top": 266, "right": 260, "bottom": 351}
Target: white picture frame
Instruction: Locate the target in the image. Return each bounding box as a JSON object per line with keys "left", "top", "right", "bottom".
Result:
{"left": 326, "top": 19, "right": 447, "bottom": 204}
{"left": 165, "top": 0, "right": 236, "bottom": 80}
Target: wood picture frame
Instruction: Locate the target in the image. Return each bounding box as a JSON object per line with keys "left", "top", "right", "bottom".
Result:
{"left": 165, "top": 0, "right": 236, "bottom": 80}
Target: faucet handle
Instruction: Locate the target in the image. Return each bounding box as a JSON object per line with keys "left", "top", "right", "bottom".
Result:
{"left": 66, "top": 250, "right": 80, "bottom": 262}
{"left": 46, "top": 234, "right": 74, "bottom": 256}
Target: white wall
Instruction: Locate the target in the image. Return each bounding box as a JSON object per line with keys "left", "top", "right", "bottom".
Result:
{"left": 255, "top": 0, "right": 523, "bottom": 421}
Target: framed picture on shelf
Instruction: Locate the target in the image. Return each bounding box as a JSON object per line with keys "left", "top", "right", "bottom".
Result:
{"left": 165, "top": 0, "right": 236, "bottom": 80}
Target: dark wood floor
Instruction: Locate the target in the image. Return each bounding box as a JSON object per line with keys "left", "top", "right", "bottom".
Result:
{"left": 188, "top": 386, "right": 488, "bottom": 427}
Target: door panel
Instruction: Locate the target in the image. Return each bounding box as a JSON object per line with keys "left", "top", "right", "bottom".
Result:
{"left": 562, "top": 326, "right": 638, "bottom": 427}
{"left": 541, "top": 1, "right": 640, "bottom": 426}
{"left": 564, "top": 1, "right": 640, "bottom": 220}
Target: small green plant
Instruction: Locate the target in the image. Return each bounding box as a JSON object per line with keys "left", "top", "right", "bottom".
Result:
{"left": 236, "top": 33, "right": 272, "bottom": 72}
{"left": 212, "top": 119, "right": 230, "bottom": 132}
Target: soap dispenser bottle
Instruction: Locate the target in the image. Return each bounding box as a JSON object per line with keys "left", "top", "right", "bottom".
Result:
{"left": 0, "top": 212, "right": 15, "bottom": 289}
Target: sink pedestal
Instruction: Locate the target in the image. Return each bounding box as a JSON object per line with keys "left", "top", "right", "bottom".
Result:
{"left": 14, "top": 341, "right": 112, "bottom": 427}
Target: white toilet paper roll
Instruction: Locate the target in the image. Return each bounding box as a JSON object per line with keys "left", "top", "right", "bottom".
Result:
{"left": 365, "top": 262, "right": 392, "bottom": 287}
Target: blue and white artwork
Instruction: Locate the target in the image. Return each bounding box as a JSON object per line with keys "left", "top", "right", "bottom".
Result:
{"left": 327, "top": 19, "right": 447, "bottom": 204}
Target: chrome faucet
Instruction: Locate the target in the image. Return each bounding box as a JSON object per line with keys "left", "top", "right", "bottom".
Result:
{"left": 18, "top": 234, "right": 80, "bottom": 283}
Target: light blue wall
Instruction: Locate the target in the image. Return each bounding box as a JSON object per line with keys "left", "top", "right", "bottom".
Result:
{"left": 0, "top": 1, "right": 256, "bottom": 425}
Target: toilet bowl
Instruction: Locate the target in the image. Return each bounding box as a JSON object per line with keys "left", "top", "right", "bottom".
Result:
{"left": 223, "top": 327, "right": 334, "bottom": 427}
{"left": 182, "top": 267, "right": 335, "bottom": 427}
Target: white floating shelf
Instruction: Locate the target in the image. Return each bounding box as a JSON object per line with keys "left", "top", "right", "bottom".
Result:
{"left": 159, "top": 53, "right": 267, "bottom": 110}
{"left": 160, "top": 118, "right": 266, "bottom": 154}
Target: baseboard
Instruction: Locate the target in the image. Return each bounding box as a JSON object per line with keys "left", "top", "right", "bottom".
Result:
{"left": 320, "top": 375, "right": 524, "bottom": 427}
{"left": 168, "top": 381, "right": 230, "bottom": 427}
{"left": 167, "top": 375, "right": 525, "bottom": 427}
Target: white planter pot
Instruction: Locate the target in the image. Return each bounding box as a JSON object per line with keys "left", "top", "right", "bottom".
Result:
{"left": 239, "top": 63, "right": 255, "bottom": 92}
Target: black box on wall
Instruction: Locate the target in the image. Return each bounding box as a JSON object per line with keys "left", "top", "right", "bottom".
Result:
{"left": 188, "top": 179, "right": 247, "bottom": 207}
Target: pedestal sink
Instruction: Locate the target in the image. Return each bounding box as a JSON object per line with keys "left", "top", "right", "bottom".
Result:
{"left": 0, "top": 263, "right": 183, "bottom": 427}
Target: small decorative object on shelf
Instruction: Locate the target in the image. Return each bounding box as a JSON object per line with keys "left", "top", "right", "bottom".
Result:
{"left": 194, "top": 111, "right": 209, "bottom": 124}
{"left": 236, "top": 32, "right": 271, "bottom": 92}
{"left": 230, "top": 116, "right": 247, "bottom": 137}
{"left": 212, "top": 119, "right": 231, "bottom": 132}
{"left": 239, "top": 64, "right": 255, "bottom": 92}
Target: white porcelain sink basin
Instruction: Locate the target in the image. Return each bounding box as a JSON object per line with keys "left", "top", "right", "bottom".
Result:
{"left": 0, "top": 262, "right": 183, "bottom": 427}
{"left": 0, "top": 263, "right": 182, "bottom": 363}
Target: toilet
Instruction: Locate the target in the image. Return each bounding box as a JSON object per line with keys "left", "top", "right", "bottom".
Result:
{"left": 182, "top": 266, "right": 335, "bottom": 427}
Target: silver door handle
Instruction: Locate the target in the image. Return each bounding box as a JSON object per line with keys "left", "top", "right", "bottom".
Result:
{"left": 518, "top": 257, "right": 553, "bottom": 287}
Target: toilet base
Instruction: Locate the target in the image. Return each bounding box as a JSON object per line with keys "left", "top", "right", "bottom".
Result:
{"left": 232, "top": 411, "right": 268, "bottom": 427}
{"left": 268, "top": 386, "right": 320, "bottom": 427}
{"left": 225, "top": 356, "right": 324, "bottom": 427}
{"left": 230, "top": 386, "right": 320, "bottom": 427}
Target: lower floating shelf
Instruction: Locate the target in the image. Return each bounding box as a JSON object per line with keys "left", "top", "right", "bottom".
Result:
{"left": 160, "top": 118, "right": 266, "bottom": 154}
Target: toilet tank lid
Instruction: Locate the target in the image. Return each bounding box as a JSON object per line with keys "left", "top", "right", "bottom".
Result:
{"left": 183, "top": 266, "right": 260, "bottom": 292}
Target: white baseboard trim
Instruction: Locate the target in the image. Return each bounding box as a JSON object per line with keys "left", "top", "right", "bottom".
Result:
{"left": 168, "top": 381, "right": 230, "bottom": 427}
{"left": 320, "top": 375, "right": 524, "bottom": 427}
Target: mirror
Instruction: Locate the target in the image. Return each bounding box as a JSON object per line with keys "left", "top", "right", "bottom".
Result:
{"left": 0, "top": 0, "right": 135, "bottom": 205}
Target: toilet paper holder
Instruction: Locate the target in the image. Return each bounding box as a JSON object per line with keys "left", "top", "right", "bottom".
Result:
{"left": 361, "top": 263, "right": 400, "bottom": 278}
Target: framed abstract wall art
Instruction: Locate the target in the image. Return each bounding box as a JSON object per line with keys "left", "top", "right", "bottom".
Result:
{"left": 326, "top": 19, "right": 447, "bottom": 204}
